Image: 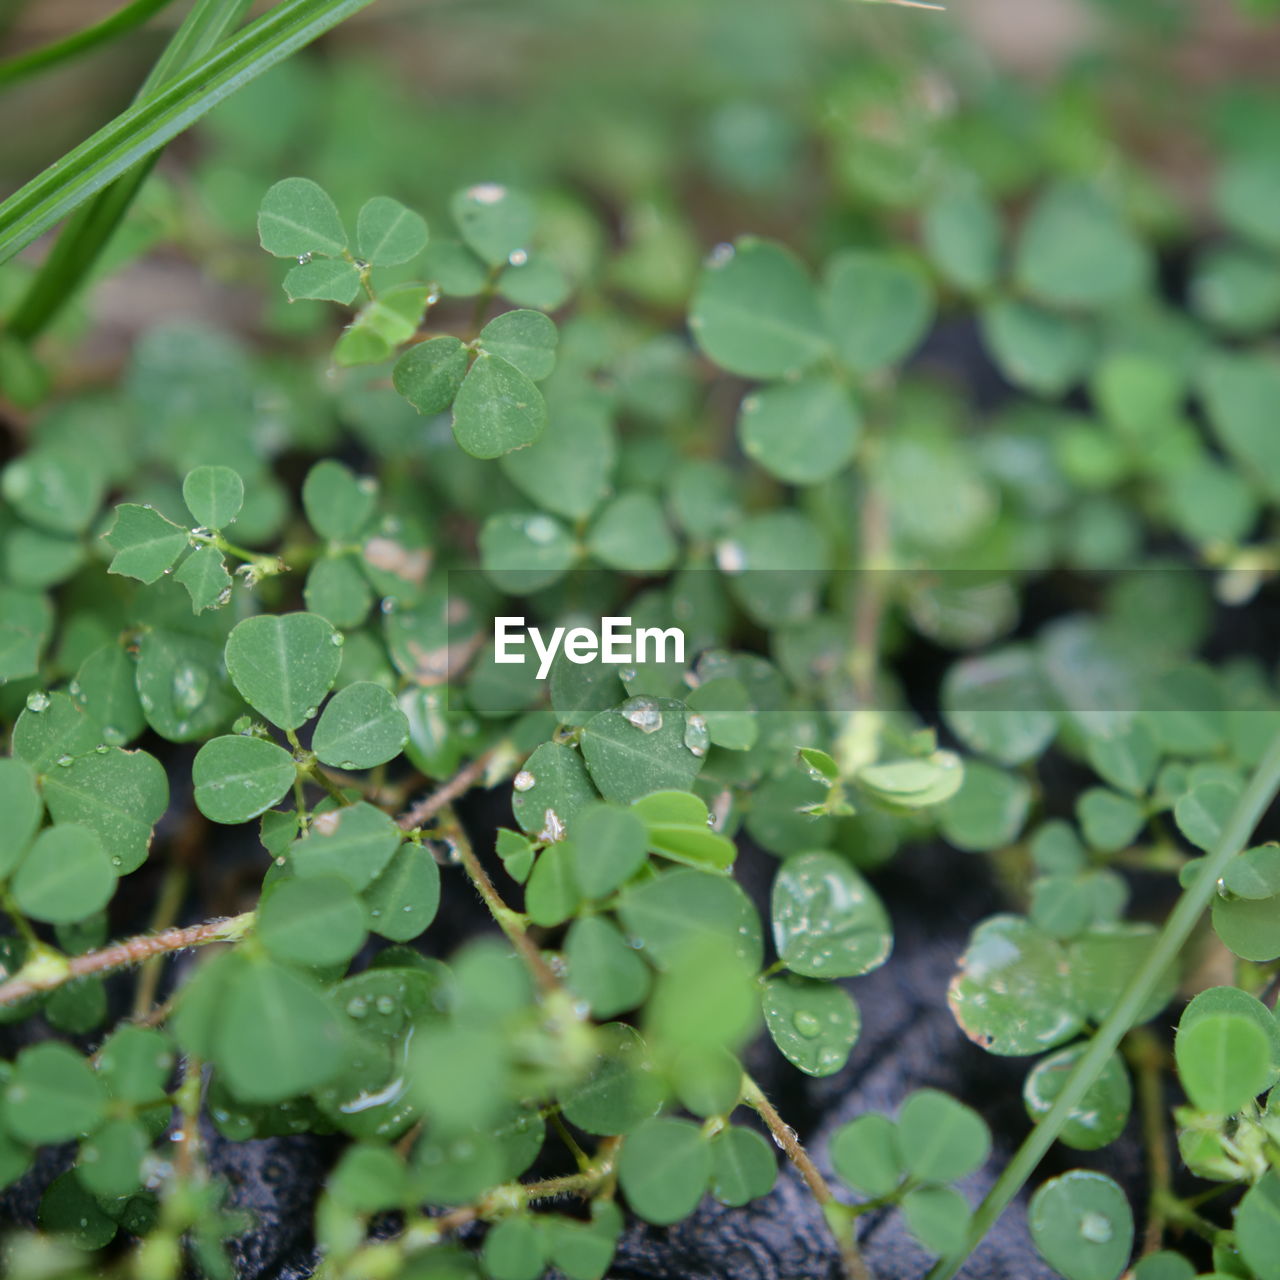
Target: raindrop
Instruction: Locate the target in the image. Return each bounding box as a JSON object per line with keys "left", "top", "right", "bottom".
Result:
{"left": 619, "top": 667, "right": 638, "bottom": 683}
{"left": 330, "top": 632, "right": 345, "bottom": 647}
{"left": 56, "top": 754, "right": 73, "bottom": 768}
{"left": 346, "top": 997, "right": 369, "bottom": 1019}
{"left": 716, "top": 540, "right": 747, "bottom": 574}
{"left": 792, "top": 1011, "right": 821, "bottom": 1038}
{"left": 296, "top": 253, "right": 313, "bottom": 266}
{"left": 507, "top": 248, "right": 529, "bottom": 266}
{"left": 303, "top": 706, "right": 319, "bottom": 721}
{"left": 524, "top": 516, "right": 558, "bottom": 545}
{"left": 1079, "top": 1212, "right": 1112, "bottom": 1244}
{"left": 381, "top": 597, "right": 397, "bottom": 614}
{"left": 95, "top": 744, "right": 110, "bottom": 755}
{"left": 513, "top": 770, "right": 536, "bottom": 792}
{"left": 24, "top": 691, "right": 50, "bottom": 713}
{"left": 683, "top": 713, "right": 710, "bottom": 757}
{"left": 622, "top": 695, "right": 663, "bottom": 734}
{"left": 467, "top": 183, "right": 507, "bottom": 205}
{"left": 426, "top": 288, "right": 441, "bottom": 306}
{"left": 375, "top": 996, "right": 395, "bottom": 1015}
{"left": 706, "top": 242, "right": 735, "bottom": 268}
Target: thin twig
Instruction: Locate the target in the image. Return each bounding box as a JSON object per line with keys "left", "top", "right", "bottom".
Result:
{"left": 0, "top": 913, "right": 253, "bottom": 1007}
{"left": 1126, "top": 1028, "right": 1173, "bottom": 1255}
{"left": 397, "top": 749, "right": 496, "bottom": 831}
{"left": 742, "top": 1074, "right": 871, "bottom": 1280}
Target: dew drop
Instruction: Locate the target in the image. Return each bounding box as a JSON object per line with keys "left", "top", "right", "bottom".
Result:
{"left": 622, "top": 695, "right": 663, "bottom": 734}
{"left": 619, "top": 667, "right": 638, "bottom": 683}
{"left": 683, "top": 713, "right": 710, "bottom": 757}
{"left": 1079, "top": 1212, "right": 1112, "bottom": 1244}
{"left": 95, "top": 744, "right": 110, "bottom": 755}
{"left": 24, "top": 691, "right": 50, "bottom": 713}
{"left": 524, "top": 516, "right": 558, "bottom": 545}
{"left": 171, "top": 664, "right": 209, "bottom": 715}
{"left": 330, "top": 632, "right": 345, "bottom": 647}
{"left": 56, "top": 754, "right": 73, "bottom": 767}
{"left": 297, "top": 253, "right": 313, "bottom": 266}
{"left": 706, "top": 242, "right": 735, "bottom": 268}
{"left": 507, "top": 248, "right": 529, "bottom": 266}
{"left": 513, "top": 770, "right": 536, "bottom": 792}
{"left": 716, "top": 540, "right": 747, "bottom": 574}
{"left": 303, "top": 706, "right": 319, "bottom": 721}
{"left": 346, "top": 997, "right": 368, "bottom": 1019}
{"left": 467, "top": 183, "right": 507, "bottom": 205}
{"left": 792, "top": 1011, "right": 821, "bottom": 1038}
{"left": 381, "top": 597, "right": 397, "bottom": 615}
{"left": 375, "top": 996, "right": 395, "bottom": 1015}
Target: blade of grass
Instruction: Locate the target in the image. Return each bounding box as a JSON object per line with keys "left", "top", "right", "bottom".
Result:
{"left": 6, "top": 0, "right": 254, "bottom": 341}
{"left": 0, "top": 0, "right": 376, "bottom": 269}
{"left": 926, "top": 724, "right": 1280, "bottom": 1280}
{"left": 0, "top": 0, "right": 178, "bottom": 92}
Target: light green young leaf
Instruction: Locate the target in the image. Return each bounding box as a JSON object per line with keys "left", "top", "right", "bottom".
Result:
{"left": 11, "top": 825, "right": 115, "bottom": 924}
{"left": 174, "top": 544, "right": 231, "bottom": 614}
{"left": 182, "top": 465, "right": 244, "bottom": 530}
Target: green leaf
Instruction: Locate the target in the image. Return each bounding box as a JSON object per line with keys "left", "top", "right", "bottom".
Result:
{"left": 292, "top": 801, "right": 402, "bottom": 890}
{"left": 192, "top": 734, "right": 297, "bottom": 823}
{"left": 830, "top": 1113, "right": 904, "bottom": 1198}
{"left": 580, "top": 699, "right": 703, "bottom": 805}
{"left": 259, "top": 874, "right": 367, "bottom": 967}
{"left": 686, "top": 678, "right": 756, "bottom": 751}
{"left": 13, "top": 691, "right": 100, "bottom": 772}
{"left": 709, "top": 1127, "right": 776, "bottom": 1207}
{"left": 311, "top": 681, "right": 409, "bottom": 769}
{"left": 224, "top": 611, "right": 342, "bottom": 730}
{"left": 356, "top": 195, "right": 427, "bottom": 266}
{"left": 1014, "top": 183, "right": 1150, "bottom": 310}
{"left": 618, "top": 1116, "right": 711, "bottom": 1225}
{"left": 0, "top": 757, "right": 42, "bottom": 877}
{"left": 941, "top": 647, "right": 1057, "bottom": 767}
{"left": 1077, "top": 788, "right": 1145, "bottom": 854}
{"left": 617, "top": 867, "right": 762, "bottom": 971}
{"left": 1083, "top": 721, "right": 1160, "bottom": 796}
{"left": 737, "top": 376, "right": 860, "bottom": 485}
{"left": 937, "top": 761, "right": 1031, "bottom": 854}
{"left": 479, "top": 512, "right": 577, "bottom": 593}
{"left": 214, "top": 959, "right": 346, "bottom": 1103}
{"left": 2, "top": 448, "right": 105, "bottom": 535}
{"left": 898, "top": 1088, "right": 991, "bottom": 1184}
{"left": 949, "top": 915, "right": 1083, "bottom": 1056}
{"left": 1235, "top": 1173, "right": 1280, "bottom": 1280}
{"left": 500, "top": 394, "right": 616, "bottom": 521}
{"left": 422, "top": 238, "right": 488, "bottom": 295}
{"left": 1023, "top": 1044, "right": 1132, "bottom": 1151}
{"left": 902, "top": 1185, "right": 971, "bottom": 1256}
{"left": 981, "top": 299, "right": 1095, "bottom": 397}
{"left": 304, "top": 555, "right": 373, "bottom": 629}
{"left": 2, "top": 1042, "right": 107, "bottom": 1143}
{"left": 587, "top": 493, "right": 677, "bottom": 572}
{"left": 302, "top": 460, "right": 377, "bottom": 543}
{"left": 1175, "top": 1011, "right": 1272, "bottom": 1113}
{"left": 483, "top": 1215, "right": 548, "bottom": 1280}
{"left": 689, "top": 237, "right": 827, "bottom": 379}
{"left": 762, "top": 974, "right": 860, "bottom": 1077}
{"left": 0, "top": 588, "right": 52, "bottom": 683}
{"left": 77, "top": 1115, "right": 148, "bottom": 1198}
{"left": 559, "top": 1023, "right": 665, "bottom": 1136}
{"left": 1214, "top": 151, "right": 1280, "bottom": 252}
{"left": 96, "top": 1025, "right": 174, "bottom": 1103}
{"left": 1198, "top": 353, "right": 1280, "bottom": 501}
{"left": 258, "top": 176, "right": 347, "bottom": 258}
{"left": 41, "top": 746, "right": 168, "bottom": 874}
{"left": 821, "top": 250, "right": 934, "bottom": 373}
{"left": 1068, "top": 924, "right": 1175, "bottom": 1024}
{"left": 451, "top": 183, "right": 535, "bottom": 268}
{"left": 393, "top": 336, "right": 469, "bottom": 416}
{"left": 1180, "top": 986, "right": 1280, "bottom": 1088}
{"left": 452, "top": 351, "right": 547, "bottom": 459}
{"left": 1174, "top": 781, "right": 1238, "bottom": 853}
{"left": 922, "top": 180, "right": 1001, "bottom": 293}
{"left": 479, "top": 309, "right": 558, "bottom": 382}
{"left": 102, "top": 503, "right": 189, "bottom": 583}
{"left": 1222, "top": 846, "right": 1280, "bottom": 900}
{"left": 1028, "top": 1170, "right": 1133, "bottom": 1280}
{"left": 500, "top": 252, "right": 571, "bottom": 310}
{"left": 772, "top": 851, "right": 891, "bottom": 979}
{"left": 631, "top": 790, "right": 736, "bottom": 873}
{"left": 524, "top": 841, "right": 582, "bottom": 927}
{"left": 174, "top": 544, "right": 231, "bottom": 613}
{"left": 362, "top": 841, "right": 440, "bottom": 940}
{"left": 565, "top": 915, "right": 651, "bottom": 1019}
{"left": 283, "top": 256, "right": 360, "bottom": 303}
{"left": 182, "top": 465, "right": 244, "bottom": 530}
{"left": 569, "top": 802, "right": 649, "bottom": 898}
{"left": 512, "top": 741, "right": 599, "bottom": 840}
{"left": 11, "top": 824, "right": 115, "bottom": 924}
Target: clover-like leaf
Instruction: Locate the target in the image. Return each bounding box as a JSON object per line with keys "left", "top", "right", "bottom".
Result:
{"left": 356, "top": 195, "right": 428, "bottom": 266}
{"left": 192, "top": 735, "right": 297, "bottom": 824}
{"left": 258, "top": 177, "right": 348, "bottom": 259}
{"left": 102, "top": 504, "right": 189, "bottom": 584}
{"left": 224, "top": 612, "right": 343, "bottom": 731}
{"left": 311, "top": 681, "right": 409, "bottom": 769}
{"left": 11, "top": 825, "right": 115, "bottom": 924}
{"left": 452, "top": 352, "right": 547, "bottom": 459}
{"left": 762, "top": 974, "right": 860, "bottom": 1077}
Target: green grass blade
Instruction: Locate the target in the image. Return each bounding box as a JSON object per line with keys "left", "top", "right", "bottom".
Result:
{"left": 0, "top": 0, "right": 377, "bottom": 267}
{"left": 0, "top": 0, "right": 177, "bottom": 92}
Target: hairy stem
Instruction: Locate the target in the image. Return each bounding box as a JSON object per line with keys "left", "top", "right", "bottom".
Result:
{"left": 0, "top": 913, "right": 253, "bottom": 1007}
{"left": 927, "top": 726, "right": 1280, "bottom": 1280}
{"left": 397, "top": 748, "right": 496, "bottom": 832}
{"left": 742, "top": 1074, "right": 872, "bottom": 1280}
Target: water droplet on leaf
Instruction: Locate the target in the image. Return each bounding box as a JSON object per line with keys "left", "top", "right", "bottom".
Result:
{"left": 25, "top": 691, "right": 49, "bottom": 712}
{"left": 513, "top": 770, "right": 536, "bottom": 792}
{"left": 622, "top": 695, "right": 663, "bottom": 734}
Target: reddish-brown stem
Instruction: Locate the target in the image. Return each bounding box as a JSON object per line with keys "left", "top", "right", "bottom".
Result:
{"left": 397, "top": 748, "right": 496, "bottom": 832}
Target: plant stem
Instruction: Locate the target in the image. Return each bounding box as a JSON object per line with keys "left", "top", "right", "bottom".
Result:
{"left": 438, "top": 806, "right": 559, "bottom": 996}
{"left": 1126, "top": 1027, "right": 1172, "bottom": 1255}
{"left": 742, "top": 1073, "right": 872, "bottom": 1280}
{"left": 0, "top": 912, "right": 253, "bottom": 1007}
{"left": 927, "top": 726, "right": 1280, "bottom": 1280}
{"left": 397, "top": 748, "right": 497, "bottom": 832}
{"left": 131, "top": 864, "right": 190, "bottom": 1018}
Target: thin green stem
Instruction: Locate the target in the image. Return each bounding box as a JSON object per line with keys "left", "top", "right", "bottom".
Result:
{"left": 927, "top": 726, "right": 1280, "bottom": 1280}
{"left": 0, "top": 0, "right": 177, "bottom": 91}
